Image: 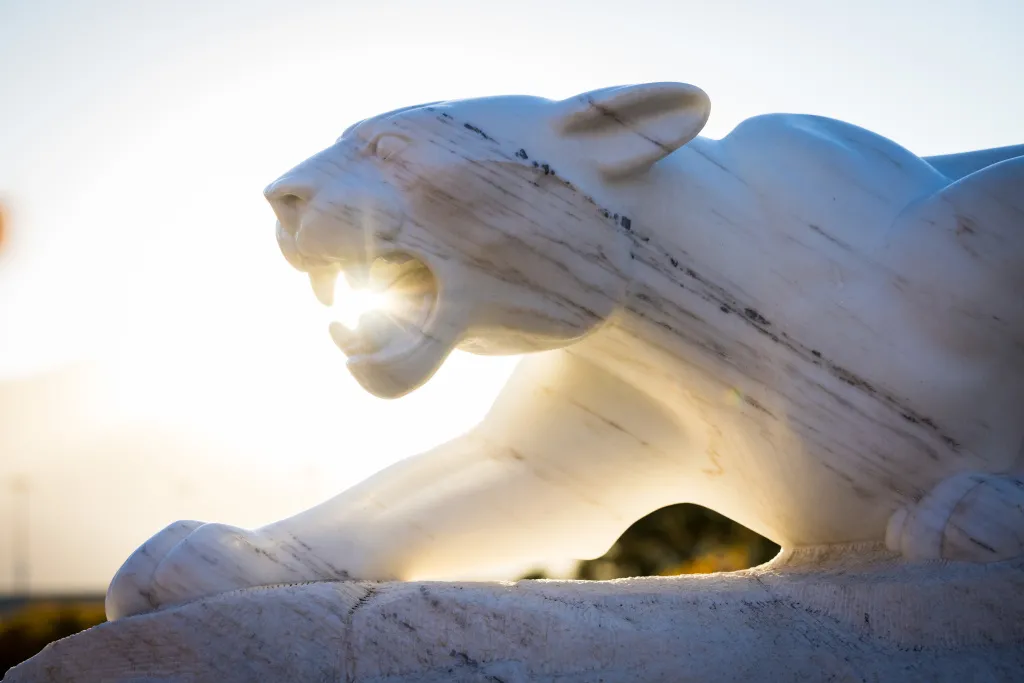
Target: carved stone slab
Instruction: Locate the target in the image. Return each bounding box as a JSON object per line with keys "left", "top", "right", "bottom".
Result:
{"left": 8, "top": 549, "right": 1024, "bottom": 682}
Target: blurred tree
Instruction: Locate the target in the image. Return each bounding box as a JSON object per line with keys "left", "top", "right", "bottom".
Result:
{"left": 575, "top": 504, "right": 779, "bottom": 580}
{"left": 1, "top": 601, "right": 106, "bottom": 676}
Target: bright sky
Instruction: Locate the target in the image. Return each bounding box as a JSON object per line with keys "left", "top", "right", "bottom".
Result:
{"left": 0, "top": 0, "right": 1021, "bottom": 593}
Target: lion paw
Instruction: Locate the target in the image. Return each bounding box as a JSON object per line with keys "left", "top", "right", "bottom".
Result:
{"left": 105, "top": 521, "right": 358, "bottom": 620}
{"left": 886, "top": 472, "right": 1024, "bottom": 562}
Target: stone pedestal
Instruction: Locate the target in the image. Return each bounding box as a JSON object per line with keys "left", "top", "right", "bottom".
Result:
{"left": 8, "top": 547, "right": 1024, "bottom": 682}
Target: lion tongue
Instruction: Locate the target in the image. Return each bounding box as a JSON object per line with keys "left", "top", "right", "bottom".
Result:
{"left": 328, "top": 322, "right": 370, "bottom": 356}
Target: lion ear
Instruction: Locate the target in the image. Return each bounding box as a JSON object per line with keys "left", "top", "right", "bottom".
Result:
{"left": 552, "top": 82, "right": 710, "bottom": 178}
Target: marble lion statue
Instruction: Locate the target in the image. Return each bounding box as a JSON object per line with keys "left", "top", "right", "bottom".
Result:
{"left": 105, "top": 81, "right": 1024, "bottom": 622}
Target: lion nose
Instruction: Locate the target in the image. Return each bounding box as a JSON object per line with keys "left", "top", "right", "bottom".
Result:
{"left": 264, "top": 180, "right": 313, "bottom": 237}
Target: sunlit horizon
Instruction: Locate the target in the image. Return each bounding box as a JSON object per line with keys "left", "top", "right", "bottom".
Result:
{"left": 1, "top": 0, "right": 1021, "bottom": 594}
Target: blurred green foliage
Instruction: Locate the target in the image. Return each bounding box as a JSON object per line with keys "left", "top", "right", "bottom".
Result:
{"left": 574, "top": 503, "right": 780, "bottom": 579}
{"left": 1, "top": 600, "right": 106, "bottom": 676}
{"left": 518, "top": 503, "right": 780, "bottom": 580}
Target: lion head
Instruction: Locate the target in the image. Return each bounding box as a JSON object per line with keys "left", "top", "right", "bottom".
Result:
{"left": 265, "top": 83, "right": 710, "bottom": 398}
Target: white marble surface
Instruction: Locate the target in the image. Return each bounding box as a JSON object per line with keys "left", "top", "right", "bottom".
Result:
{"left": 91, "top": 82, "right": 1024, "bottom": 641}
{"left": 10, "top": 547, "right": 1024, "bottom": 682}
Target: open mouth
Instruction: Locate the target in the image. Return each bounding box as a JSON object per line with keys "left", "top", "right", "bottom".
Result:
{"left": 324, "top": 252, "right": 439, "bottom": 364}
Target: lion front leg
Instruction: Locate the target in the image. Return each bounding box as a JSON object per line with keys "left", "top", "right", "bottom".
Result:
{"left": 106, "top": 350, "right": 693, "bottom": 620}
{"left": 886, "top": 470, "right": 1024, "bottom": 562}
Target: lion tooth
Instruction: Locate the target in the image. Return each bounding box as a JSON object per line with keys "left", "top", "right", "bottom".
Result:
{"left": 344, "top": 263, "right": 371, "bottom": 288}
{"left": 329, "top": 312, "right": 402, "bottom": 358}
{"left": 309, "top": 267, "right": 339, "bottom": 307}
{"left": 329, "top": 322, "right": 368, "bottom": 356}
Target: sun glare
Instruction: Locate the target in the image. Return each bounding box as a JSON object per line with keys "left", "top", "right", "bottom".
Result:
{"left": 332, "top": 276, "right": 392, "bottom": 329}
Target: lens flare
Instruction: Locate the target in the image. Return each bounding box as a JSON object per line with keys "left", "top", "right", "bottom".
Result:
{"left": 331, "top": 276, "right": 391, "bottom": 329}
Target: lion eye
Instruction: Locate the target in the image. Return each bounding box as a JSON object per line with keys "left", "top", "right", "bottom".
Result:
{"left": 373, "top": 135, "right": 408, "bottom": 161}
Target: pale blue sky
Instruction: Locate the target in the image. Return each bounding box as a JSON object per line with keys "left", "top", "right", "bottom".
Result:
{"left": 2, "top": 0, "right": 1022, "bottom": 374}
{"left": 0, "top": 0, "right": 1021, "bottom": 592}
